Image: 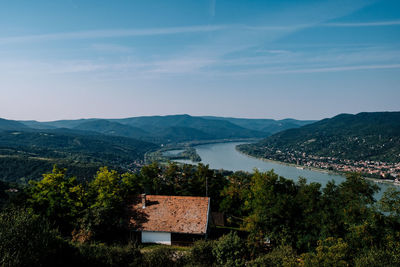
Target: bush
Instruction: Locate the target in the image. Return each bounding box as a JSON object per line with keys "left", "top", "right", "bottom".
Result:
{"left": 301, "top": 237, "right": 350, "bottom": 267}
{"left": 354, "top": 237, "right": 400, "bottom": 267}
{"left": 75, "top": 242, "right": 142, "bottom": 267}
{"left": 212, "top": 232, "right": 247, "bottom": 267}
{"left": 143, "top": 246, "right": 178, "bottom": 267}
{"left": 189, "top": 239, "right": 216, "bottom": 266}
{"left": 249, "top": 245, "right": 298, "bottom": 267}
{"left": 354, "top": 247, "right": 395, "bottom": 267}
{"left": 0, "top": 208, "right": 69, "bottom": 267}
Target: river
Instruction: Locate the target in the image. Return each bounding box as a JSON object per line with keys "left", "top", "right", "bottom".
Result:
{"left": 174, "top": 142, "right": 394, "bottom": 200}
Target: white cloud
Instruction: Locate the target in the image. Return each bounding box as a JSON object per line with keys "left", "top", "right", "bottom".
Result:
{"left": 323, "top": 20, "right": 400, "bottom": 27}
{"left": 0, "top": 25, "right": 228, "bottom": 45}
{"left": 271, "top": 64, "right": 400, "bottom": 74}
{"left": 90, "top": 43, "right": 132, "bottom": 53}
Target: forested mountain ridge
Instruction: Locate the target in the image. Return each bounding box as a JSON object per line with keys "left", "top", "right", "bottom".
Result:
{"left": 201, "top": 116, "right": 315, "bottom": 134}
{"left": 20, "top": 115, "right": 269, "bottom": 143}
{"left": 0, "top": 129, "right": 157, "bottom": 183}
{"left": 0, "top": 118, "right": 29, "bottom": 131}
{"left": 111, "top": 114, "right": 268, "bottom": 141}
{"left": 239, "top": 112, "right": 400, "bottom": 163}
{"left": 73, "top": 119, "right": 149, "bottom": 140}
{"left": 18, "top": 114, "right": 314, "bottom": 143}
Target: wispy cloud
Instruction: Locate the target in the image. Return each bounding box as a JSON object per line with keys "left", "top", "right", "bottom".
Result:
{"left": 209, "top": 0, "right": 216, "bottom": 17}
{"left": 90, "top": 43, "right": 132, "bottom": 53}
{"left": 323, "top": 20, "right": 400, "bottom": 27}
{"left": 0, "top": 23, "right": 312, "bottom": 46}
{"left": 0, "top": 25, "right": 228, "bottom": 45}
{"left": 1, "top": 18, "right": 397, "bottom": 45}
{"left": 266, "top": 63, "right": 400, "bottom": 74}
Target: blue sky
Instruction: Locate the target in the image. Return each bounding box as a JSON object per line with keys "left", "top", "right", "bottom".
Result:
{"left": 0, "top": 0, "right": 399, "bottom": 121}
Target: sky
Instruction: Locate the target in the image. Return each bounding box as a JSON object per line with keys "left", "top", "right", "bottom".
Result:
{"left": 0, "top": 0, "right": 399, "bottom": 121}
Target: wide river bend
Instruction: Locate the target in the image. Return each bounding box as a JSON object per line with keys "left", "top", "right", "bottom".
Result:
{"left": 174, "top": 142, "right": 394, "bottom": 200}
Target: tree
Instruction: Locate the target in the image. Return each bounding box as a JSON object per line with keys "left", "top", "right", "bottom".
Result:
{"left": 0, "top": 208, "right": 68, "bottom": 267}
{"left": 189, "top": 239, "right": 216, "bottom": 266}
{"left": 338, "top": 173, "right": 379, "bottom": 226}
{"left": 220, "top": 171, "right": 252, "bottom": 225}
{"left": 212, "top": 232, "right": 247, "bottom": 267}
{"left": 28, "top": 165, "right": 85, "bottom": 234}
{"left": 88, "top": 167, "right": 124, "bottom": 209}
{"left": 244, "top": 170, "right": 298, "bottom": 248}
{"left": 81, "top": 167, "right": 137, "bottom": 242}
{"left": 293, "top": 178, "right": 322, "bottom": 252}
{"left": 249, "top": 245, "right": 298, "bottom": 267}
{"left": 139, "top": 162, "right": 162, "bottom": 194}
{"left": 379, "top": 187, "right": 400, "bottom": 220}
{"left": 0, "top": 180, "right": 8, "bottom": 209}
{"left": 301, "top": 237, "right": 350, "bottom": 267}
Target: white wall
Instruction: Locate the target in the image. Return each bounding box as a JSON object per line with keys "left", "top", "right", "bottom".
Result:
{"left": 141, "top": 231, "right": 171, "bottom": 245}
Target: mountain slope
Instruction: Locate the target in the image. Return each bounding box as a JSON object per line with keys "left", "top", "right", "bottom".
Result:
{"left": 73, "top": 119, "right": 149, "bottom": 140}
{"left": 0, "top": 130, "right": 156, "bottom": 162}
{"left": 0, "top": 130, "right": 158, "bottom": 182}
{"left": 17, "top": 114, "right": 314, "bottom": 144}
{"left": 0, "top": 118, "right": 30, "bottom": 131}
{"left": 21, "top": 119, "right": 99, "bottom": 129}
{"left": 112, "top": 114, "right": 267, "bottom": 141}
{"left": 200, "top": 116, "right": 315, "bottom": 134}
{"left": 239, "top": 112, "right": 400, "bottom": 163}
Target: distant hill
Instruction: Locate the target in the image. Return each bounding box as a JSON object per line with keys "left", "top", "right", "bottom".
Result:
{"left": 239, "top": 112, "right": 400, "bottom": 163}
{"left": 0, "top": 129, "right": 157, "bottom": 183}
{"left": 112, "top": 114, "right": 267, "bottom": 141}
{"left": 200, "top": 116, "right": 315, "bottom": 134}
{"left": 0, "top": 118, "right": 30, "bottom": 131}
{"left": 17, "top": 114, "right": 314, "bottom": 144}
{"left": 19, "top": 120, "right": 58, "bottom": 129}
{"left": 21, "top": 115, "right": 277, "bottom": 143}
{"left": 22, "top": 118, "right": 100, "bottom": 129}
{"left": 73, "top": 119, "right": 149, "bottom": 140}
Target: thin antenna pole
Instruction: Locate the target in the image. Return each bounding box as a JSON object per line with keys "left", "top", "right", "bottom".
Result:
{"left": 206, "top": 176, "right": 208, "bottom": 197}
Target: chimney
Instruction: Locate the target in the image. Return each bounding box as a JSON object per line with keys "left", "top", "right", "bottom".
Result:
{"left": 141, "top": 193, "right": 146, "bottom": 209}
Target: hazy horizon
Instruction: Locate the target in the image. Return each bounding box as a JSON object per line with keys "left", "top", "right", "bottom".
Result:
{"left": 2, "top": 110, "right": 398, "bottom": 123}
{"left": 1, "top": 0, "right": 399, "bottom": 121}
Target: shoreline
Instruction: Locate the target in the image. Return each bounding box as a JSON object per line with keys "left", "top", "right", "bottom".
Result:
{"left": 234, "top": 145, "right": 397, "bottom": 186}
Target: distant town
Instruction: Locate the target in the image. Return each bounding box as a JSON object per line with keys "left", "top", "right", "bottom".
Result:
{"left": 255, "top": 147, "right": 400, "bottom": 180}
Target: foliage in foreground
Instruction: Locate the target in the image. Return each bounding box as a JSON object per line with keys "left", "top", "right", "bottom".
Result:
{"left": 0, "top": 208, "right": 69, "bottom": 267}
{"left": 2, "top": 163, "right": 400, "bottom": 266}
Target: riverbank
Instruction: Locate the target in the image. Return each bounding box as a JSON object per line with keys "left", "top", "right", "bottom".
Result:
{"left": 146, "top": 138, "right": 261, "bottom": 164}
{"left": 235, "top": 145, "right": 398, "bottom": 186}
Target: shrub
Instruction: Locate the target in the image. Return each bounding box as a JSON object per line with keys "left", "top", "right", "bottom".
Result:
{"left": 354, "top": 247, "right": 393, "bottom": 267}
{"left": 249, "top": 245, "right": 298, "bottom": 267}
{"left": 143, "top": 246, "right": 177, "bottom": 267}
{"left": 212, "top": 232, "right": 247, "bottom": 267}
{"left": 0, "top": 208, "right": 68, "bottom": 267}
{"left": 300, "top": 237, "right": 350, "bottom": 267}
{"left": 75, "top": 242, "right": 142, "bottom": 267}
{"left": 189, "top": 239, "right": 216, "bottom": 266}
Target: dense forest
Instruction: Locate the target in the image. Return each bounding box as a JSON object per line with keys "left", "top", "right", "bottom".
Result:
{"left": 19, "top": 115, "right": 313, "bottom": 144}
{"left": 239, "top": 112, "right": 400, "bottom": 163}
{"left": 0, "top": 115, "right": 313, "bottom": 183}
{"left": 0, "top": 130, "right": 157, "bottom": 183}
{"left": 1, "top": 163, "right": 400, "bottom": 266}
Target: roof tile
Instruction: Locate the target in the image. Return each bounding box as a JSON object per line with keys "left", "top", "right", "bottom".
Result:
{"left": 129, "top": 195, "right": 210, "bottom": 234}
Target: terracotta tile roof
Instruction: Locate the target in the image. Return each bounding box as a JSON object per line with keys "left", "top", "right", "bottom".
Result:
{"left": 129, "top": 195, "right": 210, "bottom": 235}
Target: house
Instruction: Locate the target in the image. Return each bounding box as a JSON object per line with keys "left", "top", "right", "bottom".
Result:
{"left": 129, "top": 194, "right": 211, "bottom": 245}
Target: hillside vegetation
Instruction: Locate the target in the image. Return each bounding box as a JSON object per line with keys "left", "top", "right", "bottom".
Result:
{"left": 201, "top": 116, "right": 315, "bottom": 134}
{"left": 239, "top": 112, "right": 400, "bottom": 163}
{"left": 19, "top": 114, "right": 313, "bottom": 144}
{"left": 2, "top": 164, "right": 400, "bottom": 266}
{"left": 0, "top": 129, "right": 157, "bottom": 183}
